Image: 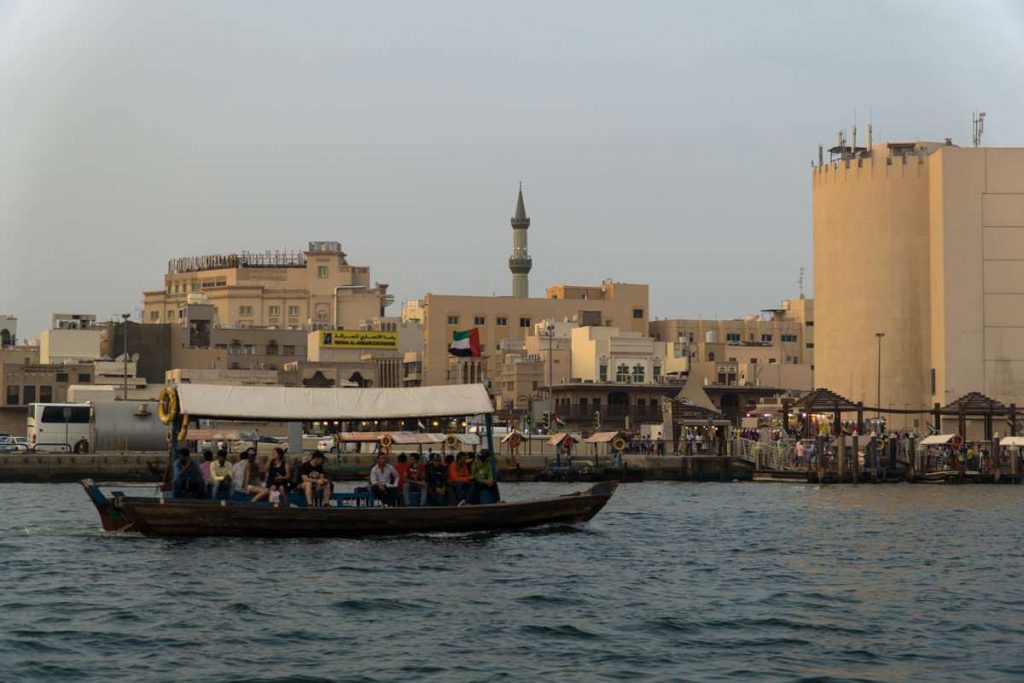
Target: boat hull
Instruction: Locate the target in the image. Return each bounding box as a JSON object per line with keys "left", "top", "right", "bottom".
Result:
{"left": 82, "top": 480, "right": 617, "bottom": 537}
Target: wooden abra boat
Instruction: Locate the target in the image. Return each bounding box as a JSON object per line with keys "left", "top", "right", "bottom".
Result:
{"left": 81, "top": 383, "right": 618, "bottom": 537}
{"left": 82, "top": 479, "right": 617, "bottom": 537}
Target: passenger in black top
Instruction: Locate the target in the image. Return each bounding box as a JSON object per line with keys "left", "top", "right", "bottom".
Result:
{"left": 424, "top": 453, "right": 448, "bottom": 506}
{"left": 298, "top": 451, "right": 332, "bottom": 507}
{"left": 264, "top": 447, "right": 291, "bottom": 504}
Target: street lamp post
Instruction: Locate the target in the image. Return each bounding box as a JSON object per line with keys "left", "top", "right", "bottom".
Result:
{"left": 121, "top": 313, "right": 131, "bottom": 400}
{"left": 875, "top": 332, "right": 885, "bottom": 421}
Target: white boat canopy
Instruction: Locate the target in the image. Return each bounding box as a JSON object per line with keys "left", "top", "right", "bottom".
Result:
{"left": 174, "top": 383, "right": 494, "bottom": 421}
{"left": 999, "top": 436, "right": 1024, "bottom": 447}
{"left": 919, "top": 434, "right": 957, "bottom": 446}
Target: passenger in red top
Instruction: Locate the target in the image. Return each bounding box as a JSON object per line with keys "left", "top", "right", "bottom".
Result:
{"left": 403, "top": 453, "right": 427, "bottom": 506}
{"left": 394, "top": 453, "right": 409, "bottom": 490}
{"left": 446, "top": 452, "right": 471, "bottom": 506}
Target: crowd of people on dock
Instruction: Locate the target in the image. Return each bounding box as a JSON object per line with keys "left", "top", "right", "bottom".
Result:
{"left": 170, "top": 446, "right": 501, "bottom": 508}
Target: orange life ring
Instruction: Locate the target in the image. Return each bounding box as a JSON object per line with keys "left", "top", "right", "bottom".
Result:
{"left": 612, "top": 436, "right": 627, "bottom": 452}
{"left": 380, "top": 434, "right": 393, "bottom": 449}
{"left": 177, "top": 414, "right": 189, "bottom": 442}
{"left": 445, "top": 434, "right": 459, "bottom": 449}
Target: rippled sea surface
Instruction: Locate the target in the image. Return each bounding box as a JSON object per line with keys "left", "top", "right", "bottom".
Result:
{"left": 1, "top": 482, "right": 1023, "bottom": 682}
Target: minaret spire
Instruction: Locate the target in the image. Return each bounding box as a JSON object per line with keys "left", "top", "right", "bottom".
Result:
{"left": 509, "top": 183, "right": 532, "bottom": 298}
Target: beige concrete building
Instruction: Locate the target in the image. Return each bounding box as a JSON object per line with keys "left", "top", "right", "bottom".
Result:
{"left": 814, "top": 140, "right": 1024, "bottom": 412}
{"left": 143, "top": 241, "right": 391, "bottom": 330}
{"left": 421, "top": 282, "right": 649, "bottom": 387}
{"left": 40, "top": 314, "right": 104, "bottom": 364}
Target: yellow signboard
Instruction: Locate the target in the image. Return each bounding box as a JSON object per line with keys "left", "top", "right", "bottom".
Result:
{"left": 319, "top": 330, "right": 399, "bottom": 350}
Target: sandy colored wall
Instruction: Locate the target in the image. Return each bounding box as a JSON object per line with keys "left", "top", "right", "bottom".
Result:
{"left": 813, "top": 150, "right": 933, "bottom": 409}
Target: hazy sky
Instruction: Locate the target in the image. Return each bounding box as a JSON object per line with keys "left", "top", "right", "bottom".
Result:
{"left": 2, "top": 1, "right": 1023, "bottom": 339}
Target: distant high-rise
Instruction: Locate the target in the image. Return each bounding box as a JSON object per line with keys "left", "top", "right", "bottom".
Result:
{"left": 508, "top": 184, "right": 532, "bottom": 298}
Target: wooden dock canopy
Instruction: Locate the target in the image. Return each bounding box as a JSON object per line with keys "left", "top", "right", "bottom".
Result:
{"left": 919, "top": 434, "right": 956, "bottom": 446}
{"left": 583, "top": 431, "right": 624, "bottom": 444}
{"left": 547, "top": 432, "right": 578, "bottom": 446}
{"left": 174, "top": 383, "right": 494, "bottom": 421}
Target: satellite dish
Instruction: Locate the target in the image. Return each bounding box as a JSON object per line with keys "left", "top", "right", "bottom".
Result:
{"left": 131, "top": 353, "right": 140, "bottom": 362}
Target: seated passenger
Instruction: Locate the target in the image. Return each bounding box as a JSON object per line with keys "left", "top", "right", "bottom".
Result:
{"left": 446, "top": 452, "right": 472, "bottom": 506}
{"left": 172, "top": 448, "right": 205, "bottom": 498}
{"left": 209, "top": 449, "right": 233, "bottom": 499}
{"left": 403, "top": 453, "right": 427, "bottom": 506}
{"left": 470, "top": 450, "right": 500, "bottom": 504}
{"left": 369, "top": 453, "right": 400, "bottom": 507}
{"left": 424, "top": 453, "right": 448, "bottom": 506}
{"left": 232, "top": 449, "right": 269, "bottom": 501}
{"left": 262, "top": 447, "right": 291, "bottom": 504}
{"left": 199, "top": 450, "right": 214, "bottom": 485}
{"left": 394, "top": 453, "right": 409, "bottom": 495}
{"left": 298, "top": 451, "right": 333, "bottom": 507}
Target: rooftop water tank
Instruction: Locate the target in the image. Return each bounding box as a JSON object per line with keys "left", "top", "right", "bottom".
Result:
{"left": 705, "top": 330, "right": 718, "bottom": 344}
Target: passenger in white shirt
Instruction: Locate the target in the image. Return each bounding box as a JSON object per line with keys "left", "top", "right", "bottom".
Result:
{"left": 369, "top": 453, "right": 400, "bottom": 507}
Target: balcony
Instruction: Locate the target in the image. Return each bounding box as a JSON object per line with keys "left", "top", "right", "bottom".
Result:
{"left": 508, "top": 256, "right": 533, "bottom": 273}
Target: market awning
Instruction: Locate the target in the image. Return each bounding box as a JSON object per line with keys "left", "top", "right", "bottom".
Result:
{"left": 338, "top": 431, "right": 446, "bottom": 444}
{"left": 174, "top": 383, "right": 494, "bottom": 421}
{"left": 919, "top": 434, "right": 956, "bottom": 445}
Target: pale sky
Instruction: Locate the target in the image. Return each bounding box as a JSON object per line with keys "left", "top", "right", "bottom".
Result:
{"left": 2, "top": 0, "right": 1023, "bottom": 339}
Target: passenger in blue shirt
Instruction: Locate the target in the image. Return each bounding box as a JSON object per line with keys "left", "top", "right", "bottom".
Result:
{"left": 172, "top": 448, "right": 205, "bottom": 498}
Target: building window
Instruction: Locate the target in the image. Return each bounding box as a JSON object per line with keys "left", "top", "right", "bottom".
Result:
{"left": 239, "top": 305, "right": 253, "bottom": 316}
{"left": 805, "top": 321, "right": 814, "bottom": 327}
{"left": 726, "top": 333, "right": 740, "bottom": 342}
{"left": 599, "top": 364, "right": 608, "bottom": 382}
{"left": 6, "top": 386, "right": 18, "bottom": 405}
{"left": 761, "top": 334, "right": 773, "bottom": 343}
{"left": 56, "top": 373, "right": 69, "bottom": 383}
{"left": 519, "top": 317, "right": 531, "bottom": 328}
{"left": 616, "top": 364, "right": 629, "bottom": 383}
{"left": 317, "top": 266, "right": 328, "bottom": 278}
{"left": 78, "top": 373, "right": 91, "bottom": 382}
{"left": 23, "top": 386, "right": 36, "bottom": 404}
{"left": 288, "top": 305, "right": 300, "bottom": 317}
{"left": 806, "top": 343, "right": 814, "bottom": 349}
{"left": 632, "top": 364, "right": 645, "bottom": 383}
{"left": 177, "top": 310, "right": 184, "bottom": 319}
{"left": 283, "top": 345, "right": 296, "bottom": 355}
{"left": 268, "top": 305, "right": 280, "bottom": 316}
{"left": 653, "top": 365, "right": 661, "bottom": 380}
{"left": 633, "top": 308, "right": 644, "bottom": 319}
{"left": 266, "top": 341, "right": 278, "bottom": 356}
{"left": 781, "top": 334, "right": 797, "bottom": 343}
{"left": 447, "top": 316, "right": 459, "bottom": 326}
{"left": 150, "top": 311, "right": 159, "bottom": 322}
{"left": 474, "top": 316, "right": 485, "bottom": 326}
{"left": 496, "top": 317, "right": 508, "bottom": 326}
{"left": 40, "top": 386, "right": 53, "bottom": 402}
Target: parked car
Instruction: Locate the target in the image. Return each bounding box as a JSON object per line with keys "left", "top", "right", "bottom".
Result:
{"left": 230, "top": 435, "right": 287, "bottom": 458}
{"left": 0, "top": 436, "right": 28, "bottom": 453}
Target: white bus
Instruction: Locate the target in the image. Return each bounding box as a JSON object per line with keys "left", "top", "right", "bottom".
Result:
{"left": 27, "top": 403, "right": 94, "bottom": 452}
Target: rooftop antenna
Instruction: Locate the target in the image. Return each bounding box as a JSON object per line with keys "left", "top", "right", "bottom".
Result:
{"left": 972, "top": 111, "right": 986, "bottom": 147}
{"left": 797, "top": 267, "right": 806, "bottom": 299}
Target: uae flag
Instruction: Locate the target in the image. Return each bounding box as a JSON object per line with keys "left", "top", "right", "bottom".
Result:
{"left": 448, "top": 328, "right": 481, "bottom": 357}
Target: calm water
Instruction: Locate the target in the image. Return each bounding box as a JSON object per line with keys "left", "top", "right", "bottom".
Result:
{"left": 1, "top": 481, "right": 1022, "bottom": 682}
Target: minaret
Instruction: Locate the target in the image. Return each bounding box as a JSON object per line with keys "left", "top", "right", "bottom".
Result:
{"left": 509, "top": 183, "right": 532, "bottom": 298}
